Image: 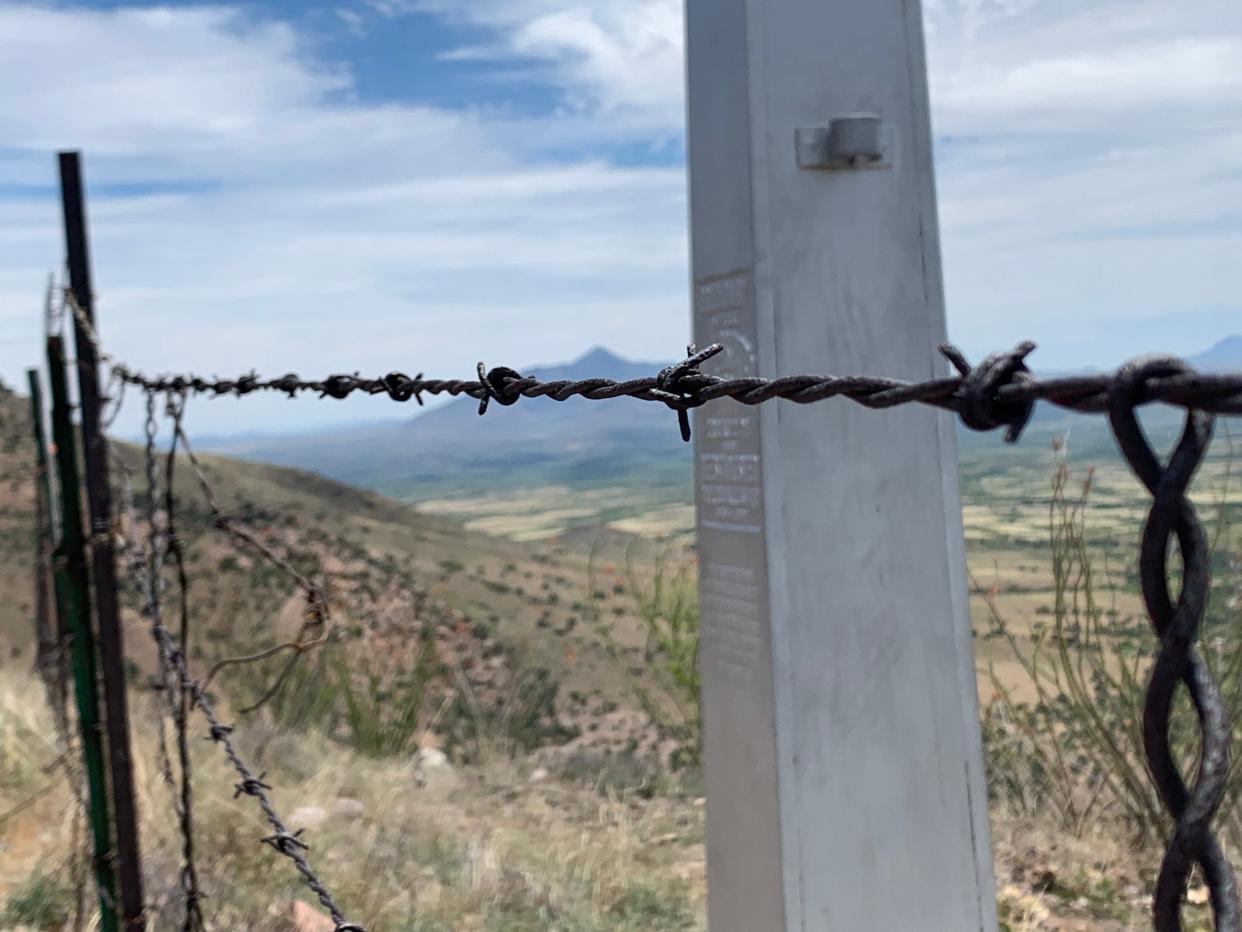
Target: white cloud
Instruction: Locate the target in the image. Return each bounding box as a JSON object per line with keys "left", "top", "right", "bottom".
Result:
{"left": 2, "top": 0, "right": 1240, "bottom": 442}
{"left": 417, "top": 0, "right": 1242, "bottom": 364}
{"left": 922, "top": 0, "right": 1242, "bottom": 357}
{"left": 421, "top": 0, "right": 684, "bottom": 132}
{"left": 0, "top": 6, "right": 347, "bottom": 156}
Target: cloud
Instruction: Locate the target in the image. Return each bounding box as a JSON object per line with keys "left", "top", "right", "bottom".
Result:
{"left": 420, "top": 0, "right": 684, "bottom": 132}
{"left": 0, "top": 6, "right": 347, "bottom": 158}
{"left": 417, "top": 0, "right": 1242, "bottom": 364}
{"left": 0, "top": 2, "right": 690, "bottom": 435}
{"left": 921, "top": 0, "right": 1242, "bottom": 359}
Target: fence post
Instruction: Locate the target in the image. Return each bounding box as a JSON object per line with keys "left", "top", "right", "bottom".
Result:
{"left": 46, "top": 337, "right": 120, "bottom": 932}
{"left": 26, "top": 369, "right": 57, "bottom": 679}
{"left": 57, "top": 150, "right": 146, "bottom": 929}
{"left": 685, "top": 0, "right": 997, "bottom": 928}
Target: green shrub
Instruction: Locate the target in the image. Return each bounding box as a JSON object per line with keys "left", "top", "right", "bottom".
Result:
{"left": 980, "top": 459, "right": 1242, "bottom": 847}
{"left": 585, "top": 541, "right": 702, "bottom": 768}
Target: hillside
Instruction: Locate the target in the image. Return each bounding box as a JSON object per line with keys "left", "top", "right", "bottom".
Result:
{"left": 0, "top": 382, "right": 688, "bottom": 769}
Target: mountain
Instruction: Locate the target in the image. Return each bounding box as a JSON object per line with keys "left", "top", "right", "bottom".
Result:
{"left": 211, "top": 346, "right": 691, "bottom": 499}
{"left": 1190, "top": 335, "right": 1242, "bottom": 371}
{"left": 396, "top": 345, "right": 678, "bottom": 442}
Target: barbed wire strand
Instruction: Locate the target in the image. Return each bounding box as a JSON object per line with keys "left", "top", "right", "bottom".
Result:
{"left": 61, "top": 292, "right": 1242, "bottom": 447}
{"left": 144, "top": 390, "right": 206, "bottom": 932}
{"left": 163, "top": 392, "right": 205, "bottom": 932}
{"left": 115, "top": 396, "right": 365, "bottom": 932}
{"left": 113, "top": 405, "right": 196, "bottom": 926}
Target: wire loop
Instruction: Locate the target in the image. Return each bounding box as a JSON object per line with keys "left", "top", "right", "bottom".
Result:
{"left": 1109, "top": 356, "right": 1239, "bottom": 932}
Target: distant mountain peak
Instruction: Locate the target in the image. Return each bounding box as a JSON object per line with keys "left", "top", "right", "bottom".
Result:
{"left": 1202, "top": 334, "right": 1242, "bottom": 353}
{"left": 570, "top": 345, "right": 626, "bottom": 367}
{"left": 1190, "top": 334, "right": 1242, "bottom": 371}
{"left": 529, "top": 346, "right": 671, "bottom": 381}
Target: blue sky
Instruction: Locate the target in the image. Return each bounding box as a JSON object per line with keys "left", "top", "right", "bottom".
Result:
{"left": 1, "top": 0, "right": 1240, "bottom": 434}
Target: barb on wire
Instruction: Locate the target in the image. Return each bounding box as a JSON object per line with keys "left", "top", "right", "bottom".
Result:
{"left": 115, "top": 390, "right": 364, "bottom": 932}
{"left": 1109, "top": 357, "right": 1240, "bottom": 932}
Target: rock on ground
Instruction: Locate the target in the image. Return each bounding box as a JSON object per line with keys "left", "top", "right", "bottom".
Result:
{"left": 280, "top": 900, "right": 335, "bottom": 932}
{"left": 332, "top": 797, "right": 366, "bottom": 820}
{"left": 287, "top": 805, "right": 327, "bottom": 830}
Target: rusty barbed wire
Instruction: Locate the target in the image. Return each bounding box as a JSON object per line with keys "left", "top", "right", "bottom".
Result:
{"left": 112, "top": 407, "right": 202, "bottom": 929}
{"left": 115, "top": 397, "right": 364, "bottom": 932}
{"left": 142, "top": 390, "right": 205, "bottom": 932}
{"left": 162, "top": 391, "right": 204, "bottom": 932}
{"left": 65, "top": 289, "right": 1242, "bottom": 445}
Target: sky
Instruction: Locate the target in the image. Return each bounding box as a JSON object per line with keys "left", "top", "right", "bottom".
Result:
{"left": 1, "top": 0, "right": 1240, "bottom": 435}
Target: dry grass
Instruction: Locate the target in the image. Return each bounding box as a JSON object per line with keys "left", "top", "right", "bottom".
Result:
{"left": 2, "top": 658, "right": 1209, "bottom": 932}
{"left": 0, "top": 665, "right": 705, "bottom": 932}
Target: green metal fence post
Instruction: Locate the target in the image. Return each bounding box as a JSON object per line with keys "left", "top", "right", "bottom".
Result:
{"left": 46, "top": 336, "right": 120, "bottom": 932}
{"left": 58, "top": 152, "right": 145, "bottom": 928}
{"left": 26, "top": 369, "right": 56, "bottom": 678}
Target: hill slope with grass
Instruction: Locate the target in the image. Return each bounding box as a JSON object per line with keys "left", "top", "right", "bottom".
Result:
{"left": 0, "top": 380, "right": 694, "bottom": 768}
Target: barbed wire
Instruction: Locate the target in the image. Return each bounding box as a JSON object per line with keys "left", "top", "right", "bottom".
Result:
{"left": 162, "top": 392, "right": 206, "bottom": 932}
{"left": 65, "top": 289, "right": 1242, "bottom": 445}
{"left": 143, "top": 391, "right": 205, "bottom": 932}
{"left": 112, "top": 346, "right": 1242, "bottom": 427}
{"left": 113, "top": 437, "right": 191, "bottom": 924}
{"left": 114, "top": 395, "right": 364, "bottom": 932}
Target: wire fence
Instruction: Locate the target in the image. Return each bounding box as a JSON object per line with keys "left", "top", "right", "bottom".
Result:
{"left": 0, "top": 163, "right": 1222, "bottom": 932}
{"left": 26, "top": 278, "right": 1239, "bottom": 932}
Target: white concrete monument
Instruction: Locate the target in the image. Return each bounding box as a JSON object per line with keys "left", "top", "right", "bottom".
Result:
{"left": 685, "top": 1, "right": 998, "bottom": 929}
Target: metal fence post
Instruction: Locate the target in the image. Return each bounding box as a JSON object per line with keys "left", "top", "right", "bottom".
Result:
{"left": 57, "top": 150, "right": 146, "bottom": 929}
{"left": 685, "top": 0, "right": 997, "bottom": 927}
{"left": 46, "top": 337, "right": 120, "bottom": 932}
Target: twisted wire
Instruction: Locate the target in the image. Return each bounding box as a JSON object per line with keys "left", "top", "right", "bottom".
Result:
{"left": 1109, "top": 357, "right": 1240, "bottom": 932}
{"left": 119, "top": 395, "right": 206, "bottom": 929}
{"left": 64, "top": 289, "right": 1242, "bottom": 440}
{"left": 101, "top": 345, "right": 1242, "bottom": 442}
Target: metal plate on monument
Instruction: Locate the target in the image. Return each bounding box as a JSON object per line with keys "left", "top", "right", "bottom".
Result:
{"left": 693, "top": 269, "right": 770, "bottom": 684}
